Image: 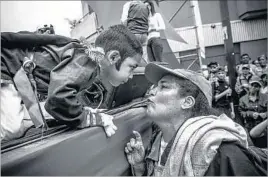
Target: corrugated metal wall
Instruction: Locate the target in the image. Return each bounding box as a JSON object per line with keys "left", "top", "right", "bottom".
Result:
{"left": 175, "top": 19, "right": 267, "bottom": 52}
{"left": 71, "top": 15, "right": 267, "bottom": 57}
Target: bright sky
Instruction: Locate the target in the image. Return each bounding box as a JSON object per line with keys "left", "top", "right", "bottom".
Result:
{"left": 1, "top": 1, "right": 82, "bottom": 37}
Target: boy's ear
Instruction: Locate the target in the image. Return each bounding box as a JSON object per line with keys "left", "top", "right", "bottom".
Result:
{"left": 106, "top": 50, "right": 121, "bottom": 65}
{"left": 181, "top": 96, "right": 195, "bottom": 110}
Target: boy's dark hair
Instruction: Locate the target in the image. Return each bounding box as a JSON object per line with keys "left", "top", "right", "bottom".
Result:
{"left": 174, "top": 77, "right": 221, "bottom": 118}
{"left": 216, "top": 66, "right": 225, "bottom": 73}
{"left": 240, "top": 53, "right": 250, "bottom": 59}
{"left": 95, "top": 24, "right": 143, "bottom": 70}
{"left": 207, "top": 61, "right": 218, "bottom": 68}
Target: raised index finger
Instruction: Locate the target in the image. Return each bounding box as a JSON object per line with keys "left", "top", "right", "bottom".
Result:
{"left": 133, "top": 131, "right": 142, "bottom": 142}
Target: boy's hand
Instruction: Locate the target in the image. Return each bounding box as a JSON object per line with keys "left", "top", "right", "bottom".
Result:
{"left": 225, "top": 88, "right": 232, "bottom": 95}
{"left": 98, "top": 112, "right": 117, "bottom": 137}
{"left": 78, "top": 107, "right": 117, "bottom": 137}
{"left": 125, "top": 131, "right": 145, "bottom": 166}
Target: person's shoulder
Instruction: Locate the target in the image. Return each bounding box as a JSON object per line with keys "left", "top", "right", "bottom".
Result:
{"left": 155, "top": 13, "right": 163, "bottom": 19}
{"left": 259, "top": 92, "right": 268, "bottom": 97}
{"left": 129, "top": 1, "right": 139, "bottom": 6}
{"left": 249, "top": 64, "right": 256, "bottom": 68}
{"left": 239, "top": 94, "right": 248, "bottom": 101}
{"left": 259, "top": 93, "right": 268, "bottom": 103}
{"left": 218, "top": 142, "right": 244, "bottom": 155}
{"left": 207, "top": 142, "right": 266, "bottom": 176}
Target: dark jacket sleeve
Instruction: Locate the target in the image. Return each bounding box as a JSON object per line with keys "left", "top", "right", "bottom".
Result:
{"left": 44, "top": 46, "right": 98, "bottom": 127}
{"left": 1, "top": 32, "right": 74, "bottom": 48}
{"left": 205, "top": 142, "right": 266, "bottom": 176}
{"left": 211, "top": 82, "right": 216, "bottom": 103}
{"left": 239, "top": 96, "right": 255, "bottom": 120}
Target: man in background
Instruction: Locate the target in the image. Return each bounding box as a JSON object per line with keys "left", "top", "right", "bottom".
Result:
{"left": 236, "top": 53, "right": 255, "bottom": 76}
{"left": 206, "top": 61, "right": 218, "bottom": 83}
{"left": 235, "top": 64, "right": 253, "bottom": 98}
{"left": 212, "top": 66, "right": 235, "bottom": 118}
{"left": 239, "top": 76, "right": 267, "bottom": 131}
{"left": 121, "top": 0, "right": 150, "bottom": 62}
{"left": 254, "top": 54, "right": 268, "bottom": 77}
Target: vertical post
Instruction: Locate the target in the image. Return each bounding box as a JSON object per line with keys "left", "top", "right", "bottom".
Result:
{"left": 190, "top": 0, "right": 204, "bottom": 69}
{"left": 220, "top": 0, "right": 240, "bottom": 121}
{"left": 219, "top": 0, "right": 236, "bottom": 94}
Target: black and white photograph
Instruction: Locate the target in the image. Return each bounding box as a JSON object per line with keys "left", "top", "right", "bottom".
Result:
{"left": 1, "top": 0, "right": 267, "bottom": 176}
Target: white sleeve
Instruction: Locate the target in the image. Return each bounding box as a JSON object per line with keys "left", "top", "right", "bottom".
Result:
{"left": 156, "top": 13, "right": 165, "bottom": 31}
{"left": 121, "top": 2, "right": 131, "bottom": 25}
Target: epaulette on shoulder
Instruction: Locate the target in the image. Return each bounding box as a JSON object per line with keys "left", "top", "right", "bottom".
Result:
{"left": 86, "top": 48, "right": 105, "bottom": 63}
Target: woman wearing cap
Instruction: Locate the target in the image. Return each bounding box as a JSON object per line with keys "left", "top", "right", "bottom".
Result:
{"left": 235, "top": 64, "right": 253, "bottom": 98}
{"left": 239, "top": 75, "right": 268, "bottom": 131}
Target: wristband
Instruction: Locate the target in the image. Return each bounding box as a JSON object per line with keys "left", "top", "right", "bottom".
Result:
{"left": 90, "top": 112, "right": 97, "bottom": 125}
{"left": 89, "top": 112, "right": 103, "bottom": 126}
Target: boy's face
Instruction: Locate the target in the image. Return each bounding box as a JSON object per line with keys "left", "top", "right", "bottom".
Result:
{"left": 240, "top": 55, "right": 250, "bottom": 64}
{"left": 209, "top": 64, "right": 218, "bottom": 73}
{"left": 106, "top": 54, "right": 141, "bottom": 87}
{"left": 216, "top": 71, "right": 226, "bottom": 81}
{"left": 242, "top": 67, "right": 250, "bottom": 75}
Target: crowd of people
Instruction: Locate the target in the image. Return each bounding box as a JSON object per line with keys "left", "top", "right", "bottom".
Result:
{"left": 202, "top": 53, "right": 268, "bottom": 149}
{"left": 1, "top": 0, "right": 267, "bottom": 176}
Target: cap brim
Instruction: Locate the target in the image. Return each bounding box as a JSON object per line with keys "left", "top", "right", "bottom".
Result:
{"left": 250, "top": 81, "right": 262, "bottom": 86}
{"left": 145, "top": 63, "right": 213, "bottom": 107}
{"left": 145, "top": 63, "right": 188, "bottom": 84}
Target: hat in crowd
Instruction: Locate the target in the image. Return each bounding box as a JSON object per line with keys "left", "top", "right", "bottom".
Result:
{"left": 241, "top": 64, "right": 250, "bottom": 69}
{"left": 145, "top": 63, "right": 212, "bottom": 107}
{"left": 207, "top": 62, "right": 218, "bottom": 67}
{"left": 216, "top": 66, "right": 225, "bottom": 73}
{"left": 260, "top": 71, "right": 268, "bottom": 78}
{"left": 249, "top": 75, "right": 262, "bottom": 87}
